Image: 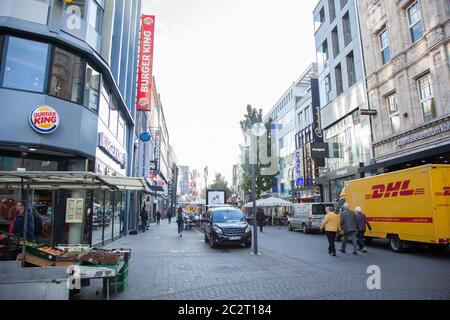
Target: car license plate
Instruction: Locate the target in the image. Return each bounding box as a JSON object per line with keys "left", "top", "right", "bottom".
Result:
{"left": 228, "top": 236, "right": 241, "bottom": 241}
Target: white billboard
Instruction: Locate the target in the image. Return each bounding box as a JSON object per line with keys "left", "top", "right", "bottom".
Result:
{"left": 206, "top": 190, "right": 226, "bottom": 206}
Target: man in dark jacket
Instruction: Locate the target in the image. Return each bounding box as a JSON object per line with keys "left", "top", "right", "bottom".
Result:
{"left": 140, "top": 206, "right": 149, "bottom": 232}
{"left": 256, "top": 207, "right": 265, "bottom": 233}
{"left": 9, "top": 201, "right": 34, "bottom": 240}
{"left": 356, "top": 207, "right": 372, "bottom": 253}
{"left": 339, "top": 203, "right": 358, "bottom": 255}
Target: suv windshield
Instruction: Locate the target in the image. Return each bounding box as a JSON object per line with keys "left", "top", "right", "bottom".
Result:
{"left": 212, "top": 210, "right": 246, "bottom": 223}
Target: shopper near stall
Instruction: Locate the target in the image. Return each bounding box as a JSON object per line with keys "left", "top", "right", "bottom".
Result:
{"left": 9, "top": 201, "right": 34, "bottom": 240}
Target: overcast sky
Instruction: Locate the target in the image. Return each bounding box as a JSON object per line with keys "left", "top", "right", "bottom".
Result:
{"left": 141, "top": 0, "right": 317, "bottom": 186}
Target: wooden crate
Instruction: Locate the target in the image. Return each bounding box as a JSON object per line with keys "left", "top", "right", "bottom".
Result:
{"left": 17, "top": 253, "right": 55, "bottom": 267}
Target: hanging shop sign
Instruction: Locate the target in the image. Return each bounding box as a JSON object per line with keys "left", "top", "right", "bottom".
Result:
{"left": 136, "top": 15, "right": 156, "bottom": 111}
{"left": 66, "top": 198, "right": 84, "bottom": 223}
{"left": 153, "top": 130, "right": 161, "bottom": 172}
{"left": 98, "top": 133, "right": 127, "bottom": 169}
{"left": 396, "top": 121, "right": 450, "bottom": 148}
{"left": 29, "top": 105, "right": 60, "bottom": 134}
{"left": 140, "top": 132, "right": 151, "bottom": 142}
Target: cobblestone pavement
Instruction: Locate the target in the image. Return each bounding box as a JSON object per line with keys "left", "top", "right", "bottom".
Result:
{"left": 76, "top": 221, "right": 450, "bottom": 300}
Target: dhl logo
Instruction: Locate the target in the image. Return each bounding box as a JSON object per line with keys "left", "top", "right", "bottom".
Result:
{"left": 365, "top": 180, "right": 425, "bottom": 200}
{"left": 435, "top": 187, "right": 450, "bottom": 197}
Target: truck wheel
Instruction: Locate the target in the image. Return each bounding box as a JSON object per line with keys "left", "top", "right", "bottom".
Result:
{"left": 302, "top": 224, "right": 309, "bottom": 234}
{"left": 288, "top": 223, "right": 293, "bottom": 232}
{"left": 389, "top": 235, "right": 404, "bottom": 253}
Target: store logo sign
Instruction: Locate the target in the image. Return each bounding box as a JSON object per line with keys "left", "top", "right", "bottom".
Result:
{"left": 98, "top": 133, "right": 127, "bottom": 169}
{"left": 29, "top": 106, "right": 60, "bottom": 134}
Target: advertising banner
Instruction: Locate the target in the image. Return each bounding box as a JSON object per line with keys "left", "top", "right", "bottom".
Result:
{"left": 137, "top": 15, "right": 155, "bottom": 111}
{"left": 206, "top": 190, "right": 226, "bottom": 206}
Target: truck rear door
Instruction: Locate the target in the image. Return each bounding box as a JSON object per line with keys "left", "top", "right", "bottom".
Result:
{"left": 432, "top": 166, "right": 450, "bottom": 244}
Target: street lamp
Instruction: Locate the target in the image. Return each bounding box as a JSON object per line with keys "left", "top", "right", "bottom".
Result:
{"left": 251, "top": 122, "right": 266, "bottom": 255}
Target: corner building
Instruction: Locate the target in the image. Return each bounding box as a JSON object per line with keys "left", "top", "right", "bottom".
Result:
{"left": 0, "top": 0, "right": 142, "bottom": 247}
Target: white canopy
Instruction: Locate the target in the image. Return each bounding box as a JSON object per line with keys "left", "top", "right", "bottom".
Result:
{"left": 0, "top": 171, "right": 151, "bottom": 192}
{"left": 245, "top": 196, "right": 293, "bottom": 208}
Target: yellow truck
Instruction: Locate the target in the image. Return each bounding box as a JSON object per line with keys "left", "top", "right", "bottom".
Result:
{"left": 339, "top": 164, "right": 450, "bottom": 252}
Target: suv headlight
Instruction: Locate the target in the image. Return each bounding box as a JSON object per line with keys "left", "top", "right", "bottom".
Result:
{"left": 213, "top": 226, "right": 223, "bottom": 235}
{"left": 245, "top": 225, "right": 252, "bottom": 233}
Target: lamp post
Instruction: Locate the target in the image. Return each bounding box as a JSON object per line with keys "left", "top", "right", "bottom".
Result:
{"left": 251, "top": 122, "right": 266, "bottom": 255}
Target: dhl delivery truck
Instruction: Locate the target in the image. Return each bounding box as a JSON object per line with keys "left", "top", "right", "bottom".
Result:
{"left": 340, "top": 164, "right": 450, "bottom": 252}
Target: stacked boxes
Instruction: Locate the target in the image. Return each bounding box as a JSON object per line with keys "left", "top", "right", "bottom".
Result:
{"left": 103, "top": 261, "right": 129, "bottom": 295}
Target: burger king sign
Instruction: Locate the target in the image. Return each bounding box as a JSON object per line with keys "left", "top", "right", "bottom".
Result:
{"left": 29, "top": 106, "right": 60, "bottom": 134}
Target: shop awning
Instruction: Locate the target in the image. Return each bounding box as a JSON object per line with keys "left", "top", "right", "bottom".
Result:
{"left": 0, "top": 171, "right": 150, "bottom": 192}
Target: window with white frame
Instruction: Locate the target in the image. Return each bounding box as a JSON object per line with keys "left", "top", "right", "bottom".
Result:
{"left": 386, "top": 93, "right": 400, "bottom": 135}
{"left": 379, "top": 28, "right": 391, "bottom": 64}
{"left": 407, "top": 1, "right": 424, "bottom": 43}
{"left": 417, "top": 74, "right": 436, "bottom": 122}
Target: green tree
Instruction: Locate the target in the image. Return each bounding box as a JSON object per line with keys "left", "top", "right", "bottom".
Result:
{"left": 239, "top": 105, "right": 278, "bottom": 199}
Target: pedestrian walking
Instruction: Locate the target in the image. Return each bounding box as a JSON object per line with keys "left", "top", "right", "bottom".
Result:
{"left": 356, "top": 207, "right": 372, "bottom": 253}
{"left": 167, "top": 211, "right": 172, "bottom": 224}
{"left": 176, "top": 207, "right": 184, "bottom": 237}
{"left": 156, "top": 210, "right": 161, "bottom": 225}
{"left": 339, "top": 203, "right": 359, "bottom": 255}
{"left": 140, "top": 206, "right": 149, "bottom": 232}
{"left": 256, "top": 207, "right": 265, "bottom": 233}
{"left": 320, "top": 207, "right": 341, "bottom": 256}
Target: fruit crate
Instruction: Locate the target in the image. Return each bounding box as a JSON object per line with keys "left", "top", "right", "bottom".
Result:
{"left": 25, "top": 245, "right": 63, "bottom": 262}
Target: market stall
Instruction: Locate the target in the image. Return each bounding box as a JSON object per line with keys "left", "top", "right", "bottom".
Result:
{"left": 0, "top": 171, "right": 148, "bottom": 299}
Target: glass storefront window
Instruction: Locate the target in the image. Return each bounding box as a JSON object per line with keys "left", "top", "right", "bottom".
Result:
{"left": 87, "top": 0, "right": 103, "bottom": 33}
{"left": 84, "top": 63, "right": 100, "bottom": 113}
{"left": 99, "top": 93, "right": 110, "bottom": 126}
{"left": 92, "top": 189, "right": 105, "bottom": 245}
{"left": 109, "top": 95, "right": 119, "bottom": 137}
{"left": 2, "top": 36, "right": 49, "bottom": 92}
{"left": 49, "top": 47, "right": 84, "bottom": 104}
{"left": 113, "top": 191, "right": 122, "bottom": 239}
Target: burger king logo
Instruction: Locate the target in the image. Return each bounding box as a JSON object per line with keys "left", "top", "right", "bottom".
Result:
{"left": 143, "top": 17, "right": 154, "bottom": 26}
{"left": 29, "top": 106, "right": 60, "bottom": 134}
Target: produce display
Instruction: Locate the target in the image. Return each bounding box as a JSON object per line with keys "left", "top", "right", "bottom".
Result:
{"left": 38, "top": 246, "right": 63, "bottom": 256}
{"left": 80, "top": 249, "right": 124, "bottom": 265}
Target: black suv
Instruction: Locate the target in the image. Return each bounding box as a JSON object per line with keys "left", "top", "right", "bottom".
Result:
{"left": 203, "top": 206, "right": 252, "bottom": 248}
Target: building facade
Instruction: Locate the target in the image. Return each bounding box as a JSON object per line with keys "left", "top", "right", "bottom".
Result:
{"left": 357, "top": 0, "right": 450, "bottom": 173}
{"left": 263, "top": 76, "right": 306, "bottom": 199}
{"left": 294, "top": 63, "right": 324, "bottom": 202}
{"left": 314, "top": 0, "right": 373, "bottom": 202}
{"left": 0, "top": 0, "right": 142, "bottom": 247}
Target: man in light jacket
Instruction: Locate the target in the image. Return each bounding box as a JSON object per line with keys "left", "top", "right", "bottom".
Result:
{"left": 339, "top": 203, "right": 359, "bottom": 255}
{"left": 321, "top": 207, "right": 341, "bottom": 256}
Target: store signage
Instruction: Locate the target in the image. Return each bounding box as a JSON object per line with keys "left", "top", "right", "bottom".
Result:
{"left": 296, "top": 177, "right": 304, "bottom": 187}
{"left": 396, "top": 121, "right": 450, "bottom": 148}
{"left": 29, "top": 106, "right": 60, "bottom": 134}
{"left": 140, "top": 132, "right": 151, "bottom": 142}
{"left": 311, "top": 143, "right": 329, "bottom": 160}
{"left": 312, "top": 105, "right": 324, "bottom": 141}
{"left": 98, "top": 133, "right": 127, "bottom": 169}
{"left": 153, "top": 130, "right": 161, "bottom": 171}
{"left": 136, "top": 15, "right": 156, "bottom": 111}
{"left": 66, "top": 198, "right": 84, "bottom": 223}
{"left": 360, "top": 109, "right": 378, "bottom": 116}
{"left": 295, "top": 150, "right": 302, "bottom": 176}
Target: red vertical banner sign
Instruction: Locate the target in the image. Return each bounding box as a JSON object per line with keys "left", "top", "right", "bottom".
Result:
{"left": 137, "top": 15, "right": 155, "bottom": 111}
